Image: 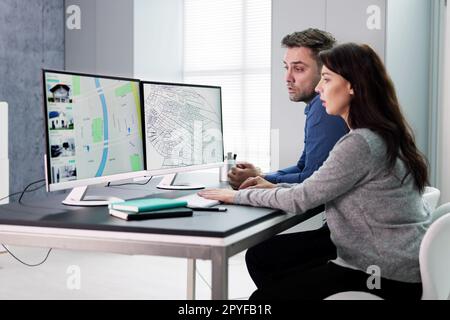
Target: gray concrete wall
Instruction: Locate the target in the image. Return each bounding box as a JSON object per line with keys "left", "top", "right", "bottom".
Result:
{"left": 0, "top": 0, "right": 64, "bottom": 201}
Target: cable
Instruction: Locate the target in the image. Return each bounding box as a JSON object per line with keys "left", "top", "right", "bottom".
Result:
{"left": 0, "top": 179, "right": 46, "bottom": 203}
{"left": 196, "top": 268, "right": 212, "bottom": 290}
{"left": 106, "top": 176, "right": 153, "bottom": 187}
{"left": 1, "top": 244, "right": 52, "bottom": 267}
{"left": 0, "top": 179, "right": 51, "bottom": 266}
{"left": 18, "top": 179, "right": 46, "bottom": 204}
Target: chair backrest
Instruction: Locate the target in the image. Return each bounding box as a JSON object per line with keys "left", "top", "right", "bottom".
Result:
{"left": 432, "top": 203, "right": 450, "bottom": 222}
{"left": 423, "top": 186, "right": 440, "bottom": 212}
{"left": 324, "top": 291, "right": 383, "bottom": 300}
{"left": 420, "top": 212, "right": 450, "bottom": 300}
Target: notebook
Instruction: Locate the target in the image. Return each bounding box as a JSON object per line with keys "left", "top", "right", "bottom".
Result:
{"left": 109, "top": 207, "right": 193, "bottom": 221}
{"left": 109, "top": 198, "right": 188, "bottom": 213}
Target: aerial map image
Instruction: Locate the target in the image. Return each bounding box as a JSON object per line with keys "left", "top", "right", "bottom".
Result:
{"left": 143, "top": 83, "right": 223, "bottom": 170}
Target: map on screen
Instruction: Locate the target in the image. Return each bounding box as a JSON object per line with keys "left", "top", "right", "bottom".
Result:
{"left": 142, "top": 82, "right": 223, "bottom": 171}
{"left": 44, "top": 71, "right": 144, "bottom": 184}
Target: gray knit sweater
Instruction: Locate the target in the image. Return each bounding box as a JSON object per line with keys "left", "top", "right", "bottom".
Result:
{"left": 235, "top": 129, "right": 431, "bottom": 283}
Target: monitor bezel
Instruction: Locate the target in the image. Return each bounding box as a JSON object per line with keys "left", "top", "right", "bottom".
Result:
{"left": 140, "top": 80, "right": 225, "bottom": 177}
{"left": 42, "top": 69, "right": 147, "bottom": 192}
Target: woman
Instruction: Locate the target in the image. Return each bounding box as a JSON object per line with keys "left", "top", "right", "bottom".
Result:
{"left": 199, "top": 43, "right": 431, "bottom": 300}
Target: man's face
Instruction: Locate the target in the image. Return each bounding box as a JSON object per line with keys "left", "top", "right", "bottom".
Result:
{"left": 283, "top": 47, "right": 321, "bottom": 103}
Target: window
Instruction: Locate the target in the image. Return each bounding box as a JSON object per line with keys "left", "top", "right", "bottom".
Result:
{"left": 183, "top": 0, "right": 271, "bottom": 171}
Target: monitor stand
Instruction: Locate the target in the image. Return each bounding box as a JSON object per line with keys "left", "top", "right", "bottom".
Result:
{"left": 156, "top": 173, "right": 205, "bottom": 190}
{"left": 62, "top": 186, "right": 123, "bottom": 206}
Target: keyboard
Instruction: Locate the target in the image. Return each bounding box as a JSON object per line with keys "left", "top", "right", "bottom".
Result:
{"left": 175, "top": 193, "right": 220, "bottom": 208}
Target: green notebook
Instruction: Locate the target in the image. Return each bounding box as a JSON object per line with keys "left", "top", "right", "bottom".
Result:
{"left": 109, "top": 207, "right": 193, "bottom": 221}
{"left": 109, "top": 198, "right": 188, "bottom": 213}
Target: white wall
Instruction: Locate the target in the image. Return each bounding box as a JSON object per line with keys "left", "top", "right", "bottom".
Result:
{"left": 271, "top": 0, "right": 387, "bottom": 171}
{"left": 65, "top": 0, "right": 97, "bottom": 73}
{"left": 96, "top": 0, "right": 134, "bottom": 77}
{"left": 439, "top": 4, "right": 450, "bottom": 204}
{"left": 66, "top": 0, "right": 184, "bottom": 80}
{"left": 270, "top": 0, "right": 326, "bottom": 170}
{"left": 134, "top": 0, "right": 183, "bottom": 82}
{"left": 65, "top": 0, "right": 134, "bottom": 77}
{"left": 386, "top": 0, "right": 431, "bottom": 158}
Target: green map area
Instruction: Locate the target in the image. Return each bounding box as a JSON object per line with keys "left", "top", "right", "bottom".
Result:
{"left": 130, "top": 154, "right": 142, "bottom": 171}
{"left": 115, "top": 83, "right": 133, "bottom": 97}
{"left": 72, "top": 76, "right": 81, "bottom": 96}
{"left": 92, "top": 118, "right": 103, "bottom": 143}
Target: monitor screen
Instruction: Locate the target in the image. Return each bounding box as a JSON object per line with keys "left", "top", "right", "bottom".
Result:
{"left": 43, "top": 70, "right": 145, "bottom": 191}
{"left": 142, "top": 81, "right": 224, "bottom": 175}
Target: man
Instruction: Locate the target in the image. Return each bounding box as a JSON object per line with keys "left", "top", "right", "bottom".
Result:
{"left": 239, "top": 29, "right": 348, "bottom": 291}
{"left": 228, "top": 29, "right": 348, "bottom": 190}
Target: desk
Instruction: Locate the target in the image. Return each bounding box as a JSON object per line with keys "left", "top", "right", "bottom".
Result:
{"left": 0, "top": 172, "right": 321, "bottom": 299}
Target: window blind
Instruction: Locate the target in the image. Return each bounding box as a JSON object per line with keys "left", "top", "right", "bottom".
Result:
{"left": 183, "top": 0, "right": 272, "bottom": 171}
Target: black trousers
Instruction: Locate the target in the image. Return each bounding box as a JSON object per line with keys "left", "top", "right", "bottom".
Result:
{"left": 246, "top": 224, "right": 337, "bottom": 289}
{"left": 245, "top": 225, "right": 422, "bottom": 300}
{"left": 249, "top": 261, "right": 422, "bottom": 300}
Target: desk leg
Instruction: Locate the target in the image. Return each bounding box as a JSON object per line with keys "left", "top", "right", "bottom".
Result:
{"left": 211, "top": 248, "right": 228, "bottom": 300}
{"left": 187, "top": 259, "right": 196, "bottom": 300}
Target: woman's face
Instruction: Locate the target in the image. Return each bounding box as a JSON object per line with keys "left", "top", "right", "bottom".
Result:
{"left": 315, "top": 65, "right": 353, "bottom": 120}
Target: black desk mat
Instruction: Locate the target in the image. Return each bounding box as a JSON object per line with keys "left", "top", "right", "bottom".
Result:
{"left": 0, "top": 173, "right": 323, "bottom": 237}
{"left": 0, "top": 201, "right": 294, "bottom": 237}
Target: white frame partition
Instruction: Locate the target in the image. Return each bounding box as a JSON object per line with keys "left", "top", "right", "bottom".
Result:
{"left": 0, "top": 102, "right": 9, "bottom": 205}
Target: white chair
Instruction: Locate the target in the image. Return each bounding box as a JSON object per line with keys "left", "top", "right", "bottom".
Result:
{"left": 419, "top": 211, "right": 450, "bottom": 299}
{"left": 324, "top": 291, "right": 383, "bottom": 300}
{"left": 423, "top": 186, "right": 440, "bottom": 212}
{"left": 325, "top": 212, "right": 450, "bottom": 300}
{"left": 432, "top": 202, "right": 450, "bottom": 222}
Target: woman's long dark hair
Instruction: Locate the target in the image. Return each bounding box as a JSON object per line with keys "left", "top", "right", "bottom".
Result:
{"left": 319, "top": 43, "right": 429, "bottom": 192}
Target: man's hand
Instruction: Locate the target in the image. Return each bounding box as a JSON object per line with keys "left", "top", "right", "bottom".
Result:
{"left": 198, "top": 189, "right": 237, "bottom": 204}
{"left": 227, "top": 162, "right": 262, "bottom": 190}
{"left": 239, "top": 176, "right": 276, "bottom": 190}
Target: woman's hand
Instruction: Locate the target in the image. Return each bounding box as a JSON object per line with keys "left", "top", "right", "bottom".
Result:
{"left": 198, "top": 189, "right": 237, "bottom": 204}
{"left": 239, "top": 176, "right": 276, "bottom": 190}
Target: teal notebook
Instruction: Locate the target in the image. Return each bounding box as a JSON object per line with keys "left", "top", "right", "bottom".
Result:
{"left": 109, "top": 198, "right": 188, "bottom": 213}
{"left": 109, "top": 207, "right": 193, "bottom": 221}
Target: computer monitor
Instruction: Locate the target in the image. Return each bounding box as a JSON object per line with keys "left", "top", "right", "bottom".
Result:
{"left": 141, "top": 81, "right": 224, "bottom": 190}
{"left": 43, "top": 69, "right": 146, "bottom": 206}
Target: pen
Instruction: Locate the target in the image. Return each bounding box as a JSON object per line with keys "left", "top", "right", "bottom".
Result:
{"left": 190, "top": 207, "right": 228, "bottom": 212}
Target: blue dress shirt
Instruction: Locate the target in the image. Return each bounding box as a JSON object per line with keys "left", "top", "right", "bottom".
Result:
{"left": 264, "top": 94, "right": 348, "bottom": 184}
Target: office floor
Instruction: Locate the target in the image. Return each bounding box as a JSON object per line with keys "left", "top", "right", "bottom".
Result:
{"left": 0, "top": 213, "right": 323, "bottom": 300}
{"left": 0, "top": 246, "right": 256, "bottom": 300}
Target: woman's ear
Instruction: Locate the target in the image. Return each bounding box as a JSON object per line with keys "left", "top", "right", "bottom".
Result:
{"left": 348, "top": 83, "right": 354, "bottom": 95}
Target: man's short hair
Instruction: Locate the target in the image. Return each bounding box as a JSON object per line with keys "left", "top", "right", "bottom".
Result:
{"left": 282, "top": 28, "right": 336, "bottom": 63}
